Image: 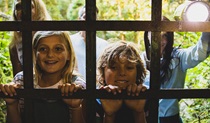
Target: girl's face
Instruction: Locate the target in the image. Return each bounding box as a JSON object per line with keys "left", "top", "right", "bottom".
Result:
{"left": 148, "top": 31, "right": 168, "bottom": 56}
{"left": 14, "top": 0, "right": 35, "bottom": 21}
{"left": 161, "top": 35, "right": 167, "bottom": 56}
{"left": 36, "top": 36, "right": 70, "bottom": 75}
{"left": 104, "top": 56, "right": 137, "bottom": 89}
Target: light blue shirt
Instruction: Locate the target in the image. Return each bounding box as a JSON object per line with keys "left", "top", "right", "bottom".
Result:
{"left": 143, "top": 32, "right": 210, "bottom": 117}
{"left": 70, "top": 32, "right": 109, "bottom": 80}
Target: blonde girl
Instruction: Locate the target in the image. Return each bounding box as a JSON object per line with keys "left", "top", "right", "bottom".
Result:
{"left": 9, "top": 0, "right": 51, "bottom": 76}
{"left": 0, "top": 31, "right": 86, "bottom": 123}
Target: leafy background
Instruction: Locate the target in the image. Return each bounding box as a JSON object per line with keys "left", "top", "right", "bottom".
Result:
{"left": 0, "top": 0, "right": 209, "bottom": 122}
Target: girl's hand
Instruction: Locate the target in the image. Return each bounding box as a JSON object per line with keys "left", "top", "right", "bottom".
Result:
{"left": 0, "top": 83, "right": 21, "bottom": 105}
{"left": 58, "top": 83, "right": 83, "bottom": 108}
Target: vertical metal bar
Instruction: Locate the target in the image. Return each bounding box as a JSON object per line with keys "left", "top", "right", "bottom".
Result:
{"left": 148, "top": 0, "right": 162, "bottom": 123}
{"left": 86, "top": 0, "right": 96, "bottom": 123}
{"left": 22, "top": 0, "right": 34, "bottom": 123}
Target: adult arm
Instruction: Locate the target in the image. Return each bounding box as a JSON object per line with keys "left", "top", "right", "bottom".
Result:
{"left": 179, "top": 32, "right": 210, "bottom": 71}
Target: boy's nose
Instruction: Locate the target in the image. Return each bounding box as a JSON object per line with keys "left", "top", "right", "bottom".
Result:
{"left": 119, "top": 69, "right": 126, "bottom": 76}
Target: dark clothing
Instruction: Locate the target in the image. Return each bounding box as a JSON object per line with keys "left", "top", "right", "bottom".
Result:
{"left": 114, "top": 103, "right": 134, "bottom": 123}
{"left": 33, "top": 99, "right": 70, "bottom": 123}
{"left": 159, "top": 113, "right": 182, "bottom": 123}
{"left": 96, "top": 99, "right": 135, "bottom": 123}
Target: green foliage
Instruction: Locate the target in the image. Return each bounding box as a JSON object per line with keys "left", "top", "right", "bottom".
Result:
{"left": 44, "top": 0, "right": 73, "bottom": 20}
{"left": 0, "top": 32, "right": 12, "bottom": 123}
{"left": 66, "top": 0, "right": 84, "bottom": 20}
{"left": 180, "top": 56, "right": 210, "bottom": 123}
{"left": 0, "top": 31, "right": 13, "bottom": 84}
{"left": 0, "top": 99, "right": 6, "bottom": 123}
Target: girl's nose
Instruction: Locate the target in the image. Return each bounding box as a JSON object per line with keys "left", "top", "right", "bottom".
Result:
{"left": 47, "top": 50, "right": 54, "bottom": 58}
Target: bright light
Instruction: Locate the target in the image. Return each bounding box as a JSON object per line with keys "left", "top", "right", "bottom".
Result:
{"left": 186, "top": 2, "right": 209, "bottom": 22}
{"left": 174, "top": 1, "right": 210, "bottom": 22}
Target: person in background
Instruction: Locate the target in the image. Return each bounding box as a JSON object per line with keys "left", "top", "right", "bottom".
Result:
{"left": 0, "top": 31, "right": 86, "bottom": 123}
{"left": 70, "top": 5, "right": 109, "bottom": 80}
{"left": 96, "top": 41, "right": 147, "bottom": 123}
{"left": 9, "top": 0, "right": 51, "bottom": 76}
{"left": 142, "top": 16, "right": 210, "bottom": 123}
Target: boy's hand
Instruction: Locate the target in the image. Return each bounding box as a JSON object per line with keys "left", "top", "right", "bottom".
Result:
{"left": 125, "top": 83, "right": 147, "bottom": 112}
{"left": 126, "top": 83, "right": 147, "bottom": 96}
{"left": 100, "top": 84, "right": 123, "bottom": 116}
{"left": 100, "top": 84, "right": 122, "bottom": 95}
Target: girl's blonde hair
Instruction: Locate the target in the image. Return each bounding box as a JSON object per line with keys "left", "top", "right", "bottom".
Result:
{"left": 9, "top": 0, "right": 51, "bottom": 49}
{"left": 33, "top": 31, "right": 76, "bottom": 85}
{"left": 97, "top": 41, "right": 146, "bottom": 86}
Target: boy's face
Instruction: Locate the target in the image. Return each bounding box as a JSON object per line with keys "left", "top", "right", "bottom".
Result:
{"left": 104, "top": 56, "right": 137, "bottom": 89}
{"left": 36, "top": 36, "right": 70, "bottom": 74}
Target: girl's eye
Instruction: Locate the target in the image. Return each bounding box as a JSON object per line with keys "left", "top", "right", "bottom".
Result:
{"left": 54, "top": 46, "right": 64, "bottom": 52}
{"left": 38, "top": 47, "right": 47, "bottom": 52}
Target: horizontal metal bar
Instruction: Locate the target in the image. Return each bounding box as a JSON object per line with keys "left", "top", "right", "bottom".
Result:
{"left": 0, "top": 21, "right": 210, "bottom": 32}
{"left": 0, "top": 89, "right": 209, "bottom": 99}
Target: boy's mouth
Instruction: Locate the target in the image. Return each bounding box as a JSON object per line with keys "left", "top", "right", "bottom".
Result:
{"left": 115, "top": 80, "right": 128, "bottom": 83}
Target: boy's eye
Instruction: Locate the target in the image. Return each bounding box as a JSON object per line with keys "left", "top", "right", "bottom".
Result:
{"left": 126, "top": 64, "right": 136, "bottom": 70}
{"left": 127, "top": 66, "right": 135, "bottom": 70}
{"left": 110, "top": 66, "right": 116, "bottom": 70}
